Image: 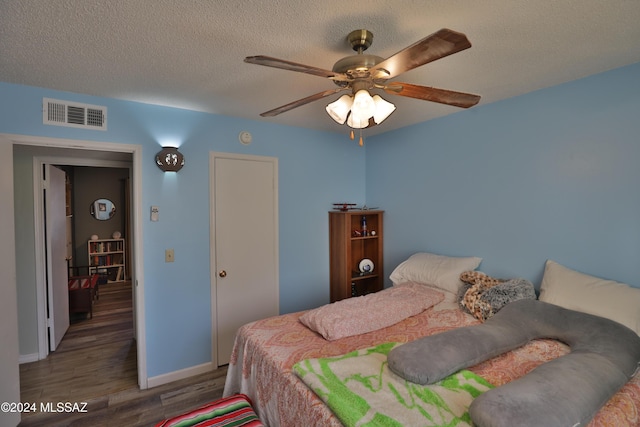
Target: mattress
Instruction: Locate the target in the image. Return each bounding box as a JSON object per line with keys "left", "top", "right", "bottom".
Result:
{"left": 222, "top": 288, "right": 640, "bottom": 426}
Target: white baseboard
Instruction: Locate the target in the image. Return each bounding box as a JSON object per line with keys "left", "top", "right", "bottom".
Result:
{"left": 147, "top": 361, "right": 215, "bottom": 389}
{"left": 19, "top": 353, "right": 39, "bottom": 364}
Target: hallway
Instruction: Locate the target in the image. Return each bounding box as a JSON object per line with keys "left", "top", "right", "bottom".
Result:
{"left": 20, "top": 281, "right": 137, "bottom": 405}
{"left": 17, "top": 280, "right": 227, "bottom": 426}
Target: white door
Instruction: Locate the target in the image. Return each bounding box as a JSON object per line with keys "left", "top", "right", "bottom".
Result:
{"left": 45, "top": 165, "right": 70, "bottom": 351}
{"left": 211, "top": 153, "right": 279, "bottom": 366}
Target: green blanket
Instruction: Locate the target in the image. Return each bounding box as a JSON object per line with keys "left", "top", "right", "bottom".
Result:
{"left": 293, "top": 342, "right": 493, "bottom": 427}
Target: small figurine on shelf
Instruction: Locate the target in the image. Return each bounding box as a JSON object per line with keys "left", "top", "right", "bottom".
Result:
{"left": 333, "top": 203, "right": 357, "bottom": 211}
{"left": 361, "top": 216, "right": 368, "bottom": 236}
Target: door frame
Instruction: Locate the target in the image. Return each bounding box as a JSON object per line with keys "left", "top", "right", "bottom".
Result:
{"left": 3, "top": 133, "right": 148, "bottom": 390}
{"left": 209, "top": 151, "right": 279, "bottom": 368}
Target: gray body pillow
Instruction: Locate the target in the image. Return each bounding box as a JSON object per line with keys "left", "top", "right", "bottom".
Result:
{"left": 387, "top": 299, "right": 640, "bottom": 427}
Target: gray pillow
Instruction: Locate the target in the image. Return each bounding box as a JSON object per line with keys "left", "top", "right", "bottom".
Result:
{"left": 387, "top": 299, "right": 640, "bottom": 427}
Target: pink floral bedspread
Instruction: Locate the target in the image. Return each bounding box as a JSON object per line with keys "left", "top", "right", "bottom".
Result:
{"left": 223, "top": 293, "right": 640, "bottom": 427}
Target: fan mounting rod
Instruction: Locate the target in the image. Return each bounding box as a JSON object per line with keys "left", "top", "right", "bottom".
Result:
{"left": 347, "top": 29, "right": 373, "bottom": 53}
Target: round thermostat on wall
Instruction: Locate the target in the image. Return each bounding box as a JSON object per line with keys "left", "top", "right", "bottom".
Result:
{"left": 239, "top": 131, "right": 252, "bottom": 145}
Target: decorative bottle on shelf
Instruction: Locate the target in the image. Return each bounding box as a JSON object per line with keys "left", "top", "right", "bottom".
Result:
{"left": 361, "top": 215, "right": 368, "bottom": 236}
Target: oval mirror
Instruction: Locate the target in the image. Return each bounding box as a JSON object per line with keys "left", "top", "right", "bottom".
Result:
{"left": 90, "top": 198, "right": 116, "bottom": 220}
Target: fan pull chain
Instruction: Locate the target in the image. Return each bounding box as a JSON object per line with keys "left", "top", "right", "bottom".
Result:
{"left": 348, "top": 129, "right": 364, "bottom": 146}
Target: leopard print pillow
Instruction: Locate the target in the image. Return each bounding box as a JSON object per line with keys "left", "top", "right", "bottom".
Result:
{"left": 459, "top": 271, "right": 504, "bottom": 320}
{"left": 459, "top": 271, "right": 536, "bottom": 321}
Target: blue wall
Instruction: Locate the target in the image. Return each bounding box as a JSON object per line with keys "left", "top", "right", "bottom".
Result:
{"left": 2, "top": 82, "right": 365, "bottom": 377}
{"left": 4, "top": 60, "right": 640, "bottom": 379}
{"left": 367, "top": 62, "right": 640, "bottom": 289}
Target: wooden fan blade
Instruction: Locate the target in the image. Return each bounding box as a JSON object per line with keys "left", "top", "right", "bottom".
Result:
{"left": 371, "top": 29, "right": 472, "bottom": 80}
{"left": 384, "top": 82, "right": 481, "bottom": 108}
{"left": 260, "top": 88, "right": 347, "bottom": 117}
{"left": 245, "top": 55, "right": 349, "bottom": 82}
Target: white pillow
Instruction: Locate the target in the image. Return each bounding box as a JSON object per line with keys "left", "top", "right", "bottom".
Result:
{"left": 539, "top": 260, "right": 640, "bottom": 335}
{"left": 389, "top": 252, "right": 482, "bottom": 294}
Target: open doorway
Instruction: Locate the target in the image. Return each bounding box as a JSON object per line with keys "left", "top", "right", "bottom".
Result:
{"left": 63, "top": 165, "right": 132, "bottom": 291}
{"left": 4, "top": 134, "right": 148, "bottom": 401}
{"left": 32, "top": 152, "right": 134, "bottom": 354}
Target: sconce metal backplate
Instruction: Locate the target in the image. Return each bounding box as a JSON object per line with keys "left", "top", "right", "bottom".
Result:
{"left": 155, "top": 146, "right": 184, "bottom": 172}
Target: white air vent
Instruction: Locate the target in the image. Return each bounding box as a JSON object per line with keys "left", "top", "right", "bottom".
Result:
{"left": 43, "top": 98, "right": 107, "bottom": 130}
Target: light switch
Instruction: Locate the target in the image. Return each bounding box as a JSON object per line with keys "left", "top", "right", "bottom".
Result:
{"left": 165, "top": 249, "right": 174, "bottom": 262}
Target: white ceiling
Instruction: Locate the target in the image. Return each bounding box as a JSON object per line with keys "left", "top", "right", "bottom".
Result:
{"left": 1, "top": 0, "right": 639, "bottom": 136}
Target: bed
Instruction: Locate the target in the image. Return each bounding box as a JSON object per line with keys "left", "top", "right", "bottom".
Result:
{"left": 222, "top": 253, "right": 640, "bottom": 426}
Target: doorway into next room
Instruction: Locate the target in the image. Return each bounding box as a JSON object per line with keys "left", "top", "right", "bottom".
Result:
{"left": 12, "top": 145, "right": 140, "bottom": 419}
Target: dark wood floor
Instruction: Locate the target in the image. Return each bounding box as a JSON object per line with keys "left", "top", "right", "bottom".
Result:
{"left": 18, "top": 281, "right": 227, "bottom": 427}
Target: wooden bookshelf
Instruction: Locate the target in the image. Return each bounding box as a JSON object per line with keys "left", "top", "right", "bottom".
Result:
{"left": 88, "top": 238, "right": 125, "bottom": 282}
{"left": 329, "top": 210, "right": 383, "bottom": 302}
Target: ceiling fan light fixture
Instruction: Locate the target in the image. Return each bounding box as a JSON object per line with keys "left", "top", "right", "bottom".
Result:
{"left": 372, "top": 95, "right": 396, "bottom": 124}
{"left": 350, "top": 89, "right": 376, "bottom": 121}
{"left": 326, "top": 91, "right": 395, "bottom": 130}
{"left": 326, "top": 94, "right": 353, "bottom": 124}
{"left": 247, "top": 28, "right": 480, "bottom": 133}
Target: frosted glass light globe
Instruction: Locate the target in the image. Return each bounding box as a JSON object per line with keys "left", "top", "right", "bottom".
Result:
{"left": 350, "top": 90, "right": 375, "bottom": 121}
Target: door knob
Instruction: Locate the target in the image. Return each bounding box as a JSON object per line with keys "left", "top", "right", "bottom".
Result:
{"left": 219, "top": 270, "right": 227, "bottom": 278}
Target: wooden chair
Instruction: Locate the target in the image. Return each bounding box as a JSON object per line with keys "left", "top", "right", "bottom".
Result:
{"left": 68, "top": 266, "right": 99, "bottom": 319}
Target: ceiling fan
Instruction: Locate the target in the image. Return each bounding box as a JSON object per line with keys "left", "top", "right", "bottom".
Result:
{"left": 245, "top": 28, "right": 481, "bottom": 131}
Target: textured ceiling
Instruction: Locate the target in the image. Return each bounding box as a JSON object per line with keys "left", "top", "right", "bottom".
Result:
{"left": 1, "top": 0, "right": 639, "bottom": 136}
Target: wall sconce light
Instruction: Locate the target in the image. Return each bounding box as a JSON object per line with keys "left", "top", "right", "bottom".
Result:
{"left": 155, "top": 146, "right": 184, "bottom": 172}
